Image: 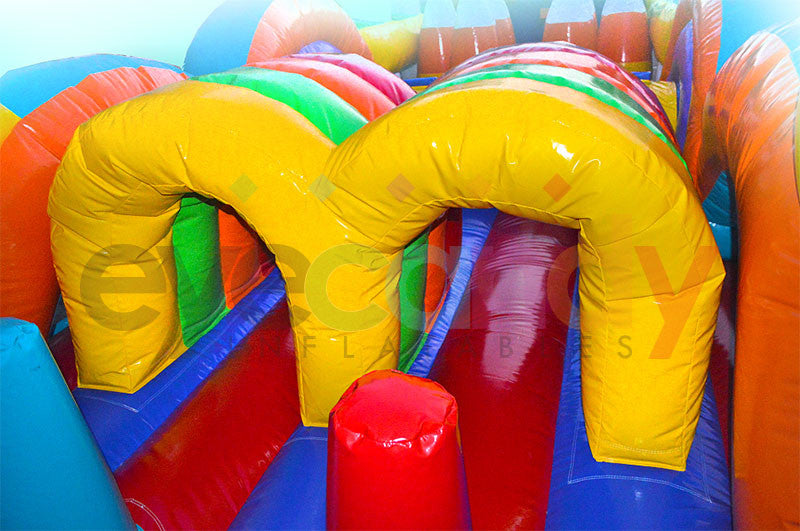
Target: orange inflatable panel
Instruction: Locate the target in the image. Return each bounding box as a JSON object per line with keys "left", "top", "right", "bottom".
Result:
{"left": 697, "top": 24, "right": 799, "bottom": 529}
{"left": 0, "top": 66, "right": 185, "bottom": 334}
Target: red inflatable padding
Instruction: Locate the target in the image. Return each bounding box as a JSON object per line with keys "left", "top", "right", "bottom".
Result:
{"left": 246, "top": 0, "right": 371, "bottom": 63}
{"left": 597, "top": 8, "right": 651, "bottom": 72}
{"left": 436, "top": 43, "right": 676, "bottom": 144}
{"left": 249, "top": 58, "right": 395, "bottom": 120}
{"left": 429, "top": 214, "right": 577, "bottom": 529}
{"left": 419, "top": 26, "right": 455, "bottom": 77}
{"left": 291, "top": 53, "right": 415, "bottom": 105}
{"left": 0, "top": 66, "right": 185, "bottom": 334}
{"left": 327, "top": 370, "right": 471, "bottom": 530}
{"left": 114, "top": 303, "right": 300, "bottom": 531}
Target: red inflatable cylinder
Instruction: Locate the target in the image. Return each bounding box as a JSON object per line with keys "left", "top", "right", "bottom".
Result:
{"left": 327, "top": 370, "right": 470, "bottom": 530}
{"left": 419, "top": 0, "right": 457, "bottom": 77}
{"left": 597, "top": 0, "right": 652, "bottom": 72}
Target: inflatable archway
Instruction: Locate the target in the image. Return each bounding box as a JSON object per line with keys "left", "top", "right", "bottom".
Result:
{"left": 184, "top": 0, "right": 371, "bottom": 75}
{"left": 51, "top": 49, "right": 723, "bottom": 470}
{"left": 697, "top": 20, "right": 800, "bottom": 529}
{"left": 0, "top": 56, "right": 186, "bottom": 335}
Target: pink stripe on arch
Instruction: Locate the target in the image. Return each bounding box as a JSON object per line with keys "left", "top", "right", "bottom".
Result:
{"left": 290, "top": 53, "right": 415, "bottom": 105}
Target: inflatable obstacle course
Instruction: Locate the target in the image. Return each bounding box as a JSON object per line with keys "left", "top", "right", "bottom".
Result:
{"left": 0, "top": 0, "right": 798, "bottom": 528}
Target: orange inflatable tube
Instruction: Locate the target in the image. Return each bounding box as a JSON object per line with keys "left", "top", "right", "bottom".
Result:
{"left": 246, "top": 0, "right": 371, "bottom": 62}
{"left": 697, "top": 24, "right": 799, "bottom": 529}
{"left": 0, "top": 66, "right": 185, "bottom": 334}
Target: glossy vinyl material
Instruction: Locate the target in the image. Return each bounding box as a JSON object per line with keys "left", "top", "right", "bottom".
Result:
{"left": 76, "top": 269, "right": 284, "bottom": 470}
{"left": 0, "top": 104, "right": 18, "bottom": 142}
{"left": 643, "top": 79, "right": 678, "bottom": 130}
{"left": 0, "top": 54, "right": 181, "bottom": 118}
{"left": 0, "top": 62, "right": 184, "bottom": 336}
{"left": 429, "top": 64, "right": 678, "bottom": 154}
{"left": 681, "top": 0, "right": 800, "bottom": 182}
{"left": 327, "top": 370, "right": 471, "bottom": 530}
{"left": 114, "top": 300, "right": 300, "bottom": 530}
{"left": 297, "top": 39, "right": 341, "bottom": 54}
{"left": 322, "top": 74, "right": 722, "bottom": 467}
{"left": 408, "top": 209, "right": 496, "bottom": 376}
{"left": 669, "top": 21, "right": 693, "bottom": 149}
{"left": 436, "top": 42, "right": 676, "bottom": 143}
{"left": 545, "top": 287, "right": 731, "bottom": 529}
{"left": 451, "top": 0, "right": 499, "bottom": 67}
{"left": 0, "top": 319, "right": 134, "bottom": 530}
{"left": 490, "top": 0, "right": 517, "bottom": 46}
{"left": 291, "top": 53, "right": 415, "bottom": 105}
{"left": 358, "top": 14, "right": 423, "bottom": 73}
{"left": 653, "top": 0, "right": 691, "bottom": 79}
{"left": 51, "top": 58, "right": 721, "bottom": 457}
{"left": 194, "top": 66, "right": 368, "bottom": 143}
{"left": 697, "top": 23, "right": 800, "bottom": 529}
{"left": 51, "top": 66, "right": 369, "bottom": 394}
{"left": 184, "top": 0, "right": 370, "bottom": 76}
{"left": 46, "top": 79, "right": 366, "bottom": 415}
{"left": 231, "top": 426, "right": 329, "bottom": 530}
{"left": 235, "top": 211, "right": 474, "bottom": 530}
{"left": 543, "top": 0, "right": 598, "bottom": 49}
{"left": 217, "top": 205, "right": 272, "bottom": 308}
{"left": 597, "top": 0, "right": 652, "bottom": 72}
{"left": 428, "top": 214, "right": 576, "bottom": 529}
{"left": 249, "top": 57, "right": 395, "bottom": 120}
{"left": 419, "top": 0, "right": 457, "bottom": 77}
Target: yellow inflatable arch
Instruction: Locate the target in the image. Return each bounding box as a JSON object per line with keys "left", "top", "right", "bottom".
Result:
{"left": 51, "top": 76, "right": 723, "bottom": 471}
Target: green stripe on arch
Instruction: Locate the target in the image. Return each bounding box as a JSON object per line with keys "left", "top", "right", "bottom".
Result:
{"left": 193, "top": 67, "right": 368, "bottom": 144}
{"left": 424, "top": 63, "right": 683, "bottom": 163}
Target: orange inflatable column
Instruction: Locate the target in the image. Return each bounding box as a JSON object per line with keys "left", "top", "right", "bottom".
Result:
{"left": 419, "top": 0, "right": 457, "bottom": 77}
{"left": 451, "top": 0, "right": 500, "bottom": 67}
{"left": 217, "top": 207, "right": 269, "bottom": 308}
{"left": 598, "top": 0, "right": 652, "bottom": 72}
{"left": 698, "top": 28, "right": 800, "bottom": 530}
{"left": 327, "top": 370, "right": 471, "bottom": 529}
{"left": 543, "top": 0, "right": 598, "bottom": 50}
{"left": 490, "top": 0, "right": 517, "bottom": 47}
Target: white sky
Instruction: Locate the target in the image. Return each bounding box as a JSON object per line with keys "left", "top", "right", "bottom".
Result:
{"left": 0, "top": 0, "right": 225, "bottom": 75}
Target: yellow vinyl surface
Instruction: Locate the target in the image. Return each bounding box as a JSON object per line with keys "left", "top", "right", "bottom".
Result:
{"left": 51, "top": 75, "right": 722, "bottom": 470}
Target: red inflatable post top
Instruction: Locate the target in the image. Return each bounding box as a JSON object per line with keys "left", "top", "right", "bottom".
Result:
{"left": 327, "top": 370, "right": 471, "bottom": 530}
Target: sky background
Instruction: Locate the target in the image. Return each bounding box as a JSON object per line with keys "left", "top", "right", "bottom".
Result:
{"left": 0, "top": 0, "right": 226, "bottom": 75}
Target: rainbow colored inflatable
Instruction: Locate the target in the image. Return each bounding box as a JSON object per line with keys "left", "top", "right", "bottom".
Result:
{"left": 1, "top": 0, "right": 797, "bottom": 529}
